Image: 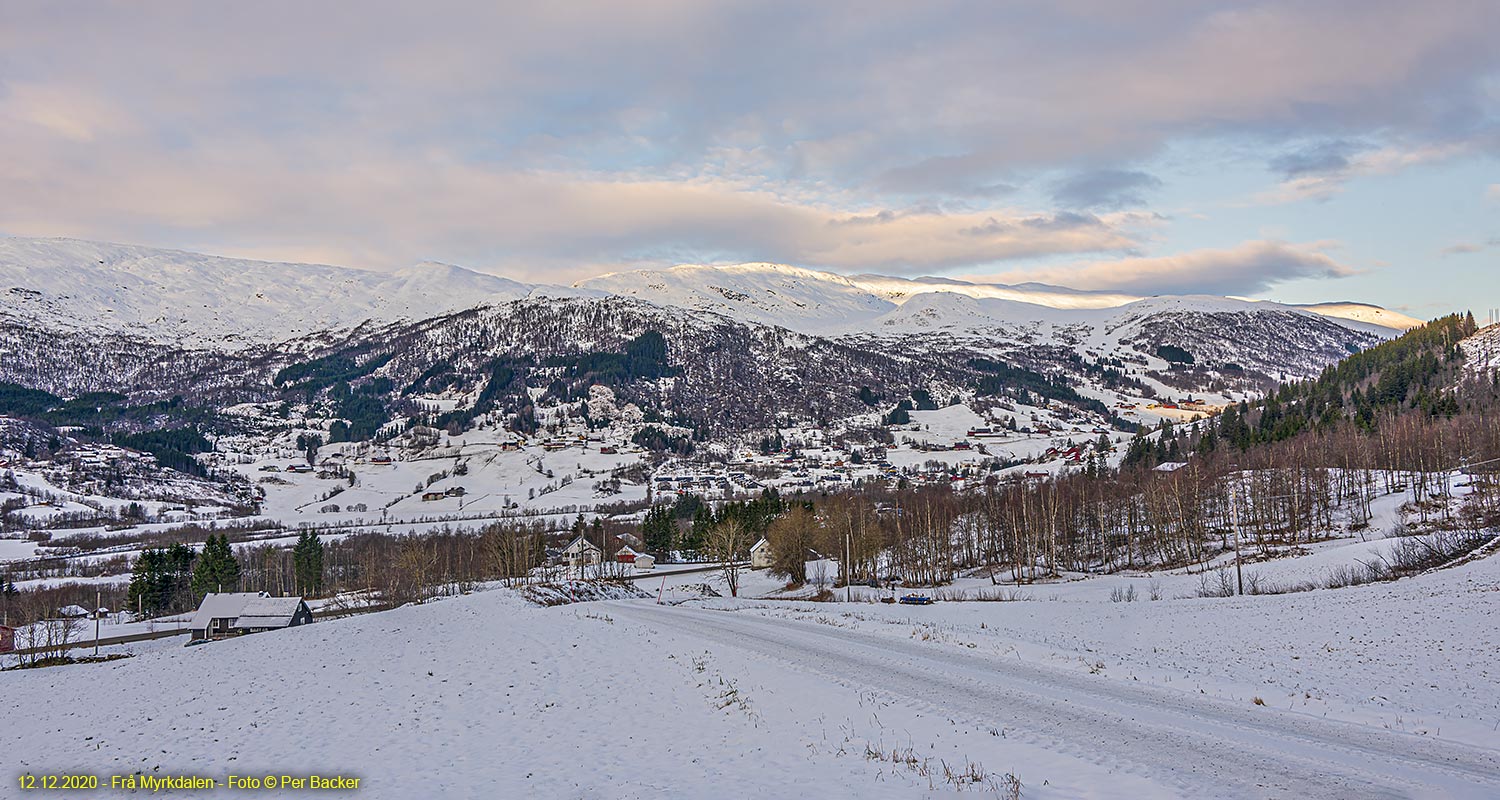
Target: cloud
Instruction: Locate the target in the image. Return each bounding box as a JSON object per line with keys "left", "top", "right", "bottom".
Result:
{"left": 1441, "top": 237, "right": 1500, "bottom": 256}
{"left": 1487, "top": 184, "right": 1500, "bottom": 202}
{"left": 0, "top": 2, "right": 1496, "bottom": 278}
{"left": 1253, "top": 140, "right": 1476, "bottom": 204}
{"left": 0, "top": 119, "right": 1144, "bottom": 280}
{"left": 1051, "top": 170, "right": 1163, "bottom": 210}
{"left": 1267, "top": 140, "right": 1362, "bottom": 178}
{"left": 968, "top": 240, "right": 1358, "bottom": 296}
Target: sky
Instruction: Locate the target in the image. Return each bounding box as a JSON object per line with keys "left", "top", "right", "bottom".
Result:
{"left": 0, "top": 1, "right": 1496, "bottom": 318}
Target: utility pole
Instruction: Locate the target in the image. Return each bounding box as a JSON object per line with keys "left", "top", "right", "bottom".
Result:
{"left": 94, "top": 589, "right": 101, "bottom": 657}
{"left": 844, "top": 531, "right": 852, "bottom": 602}
{"left": 1229, "top": 487, "right": 1244, "bottom": 596}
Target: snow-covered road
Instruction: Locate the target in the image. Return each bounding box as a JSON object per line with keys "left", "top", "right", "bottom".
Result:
{"left": 613, "top": 601, "right": 1500, "bottom": 800}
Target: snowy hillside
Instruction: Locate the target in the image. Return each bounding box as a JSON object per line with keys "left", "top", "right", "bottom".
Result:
{"left": 0, "top": 234, "right": 1398, "bottom": 451}
{"left": 1461, "top": 323, "right": 1500, "bottom": 374}
{"left": 0, "top": 237, "right": 540, "bottom": 347}
{"left": 579, "top": 261, "right": 1415, "bottom": 338}
{"left": 576, "top": 262, "right": 900, "bottom": 333}
{"left": 1291, "top": 301, "right": 1425, "bottom": 334}
{"left": 5, "top": 554, "right": 1498, "bottom": 798}
{"left": 0, "top": 237, "right": 1411, "bottom": 358}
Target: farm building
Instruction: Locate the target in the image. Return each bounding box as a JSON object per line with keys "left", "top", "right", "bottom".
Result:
{"left": 0, "top": 624, "right": 14, "bottom": 654}
{"left": 750, "top": 538, "right": 773, "bottom": 569}
{"left": 188, "top": 592, "right": 312, "bottom": 642}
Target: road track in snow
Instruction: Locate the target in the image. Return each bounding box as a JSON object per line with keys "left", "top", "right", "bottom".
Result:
{"left": 613, "top": 602, "right": 1500, "bottom": 800}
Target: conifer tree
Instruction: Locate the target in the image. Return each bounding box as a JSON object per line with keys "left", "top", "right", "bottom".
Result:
{"left": 191, "top": 535, "right": 241, "bottom": 599}
{"left": 641, "top": 505, "right": 675, "bottom": 556}
{"left": 293, "top": 531, "right": 325, "bottom": 596}
{"left": 128, "top": 543, "right": 198, "bottom": 615}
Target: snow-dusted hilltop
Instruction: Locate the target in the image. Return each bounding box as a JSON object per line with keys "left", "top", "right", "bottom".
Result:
{"left": 1290, "top": 302, "right": 1425, "bottom": 333}
{"left": 0, "top": 236, "right": 1418, "bottom": 355}
{"left": 576, "top": 262, "right": 897, "bottom": 333}
{"left": 576, "top": 261, "right": 1420, "bottom": 337}
{"left": 0, "top": 237, "right": 540, "bottom": 347}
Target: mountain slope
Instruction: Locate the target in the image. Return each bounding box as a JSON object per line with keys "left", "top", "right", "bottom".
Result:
{"left": 578, "top": 262, "right": 1418, "bottom": 338}
{"left": 0, "top": 236, "right": 1399, "bottom": 439}
{"left": 1, "top": 237, "right": 1412, "bottom": 351}
{"left": 1290, "top": 302, "right": 1424, "bottom": 334}
{"left": 0, "top": 237, "right": 538, "bottom": 347}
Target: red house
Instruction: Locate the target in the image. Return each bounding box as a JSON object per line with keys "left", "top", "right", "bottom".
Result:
{"left": 0, "top": 624, "right": 15, "bottom": 654}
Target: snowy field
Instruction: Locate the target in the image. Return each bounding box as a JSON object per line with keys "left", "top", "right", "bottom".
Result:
{"left": 4, "top": 541, "right": 1498, "bottom": 799}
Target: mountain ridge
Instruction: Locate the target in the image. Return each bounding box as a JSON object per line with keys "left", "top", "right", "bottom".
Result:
{"left": 0, "top": 236, "right": 1419, "bottom": 350}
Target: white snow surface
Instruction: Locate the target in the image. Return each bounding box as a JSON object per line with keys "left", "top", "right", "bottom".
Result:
{"left": 0, "top": 237, "right": 1412, "bottom": 348}
{"left": 5, "top": 546, "right": 1498, "bottom": 798}
{"left": 578, "top": 261, "right": 1416, "bottom": 338}
{"left": 1462, "top": 323, "right": 1500, "bottom": 374}
{"left": 0, "top": 237, "right": 538, "bottom": 347}
{"left": 1291, "top": 301, "right": 1425, "bottom": 332}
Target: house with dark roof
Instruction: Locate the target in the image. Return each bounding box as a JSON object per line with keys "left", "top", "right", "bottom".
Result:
{"left": 562, "top": 535, "right": 602, "bottom": 568}
{"left": 188, "top": 592, "right": 312, "bottom": 642}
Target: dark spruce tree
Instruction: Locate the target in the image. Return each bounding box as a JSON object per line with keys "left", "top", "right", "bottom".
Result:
{"left": 190, "top": 534, "right": 241, "bottom": 599}
{"left": 293, "top": 530, "right": 325, "bottom": 597}
{"left": 127, "top": 543, "right": 198, "bottom": 616}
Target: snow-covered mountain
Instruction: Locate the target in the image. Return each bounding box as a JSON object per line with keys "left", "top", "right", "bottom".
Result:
{"left": 0, "top": 237, "right": 1418, "bottom": 351}
{"left": 1289, "top": 302, "right": 1425, "bottom": 334}
{"left": 576, "top": 261, "right": 1421, "bottom": 338}
{"left": 0, "top": 235, "right": 1408, "bottom": 428}
{"left": 0, "top": 237, "right": 543, "bottom": 347}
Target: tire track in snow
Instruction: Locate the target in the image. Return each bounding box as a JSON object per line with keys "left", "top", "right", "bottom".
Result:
{"left": 613, "top": 602, "right": 1500, "bottom": 800}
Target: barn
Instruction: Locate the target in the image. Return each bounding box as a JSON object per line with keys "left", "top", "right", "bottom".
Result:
{"left": 750, "top": 538, "right": 774, "bottom": 569}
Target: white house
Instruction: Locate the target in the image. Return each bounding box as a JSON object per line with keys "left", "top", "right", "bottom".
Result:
{"left": 633, "top": 553, "right": 656, "bottom": 570}
{"left": 562, "top": 535, "right": 603, "bottom": 568}
{"left": 750, "top": 537, "right": 773, "bottom": 569}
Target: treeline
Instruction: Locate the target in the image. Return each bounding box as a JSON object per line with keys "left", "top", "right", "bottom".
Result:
{"left": 242, "top": 523, "right": 556, "bottom": 606}
{"left": 749, "top": 315, "right": 1500, "bottom": 588}
{"left": 639, "top": 490, "right": 785, "bottom": 560}
{"left": 543, "top": 330, "right": 677, "bottom": 384}
{"left": 113, "top": 427, "right": 214, "bottom": 476}
{"left": 1206, "top": 313, "right": 1478, "bottom": 451}
{"left": 0, "top": 378, "right": 217, "bottom": 474}
{"left": 971, "top": 358, "right": 1109, "bottom": 416}
{"left": 124, "top": 534, "right": 242, "bottom": 616}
